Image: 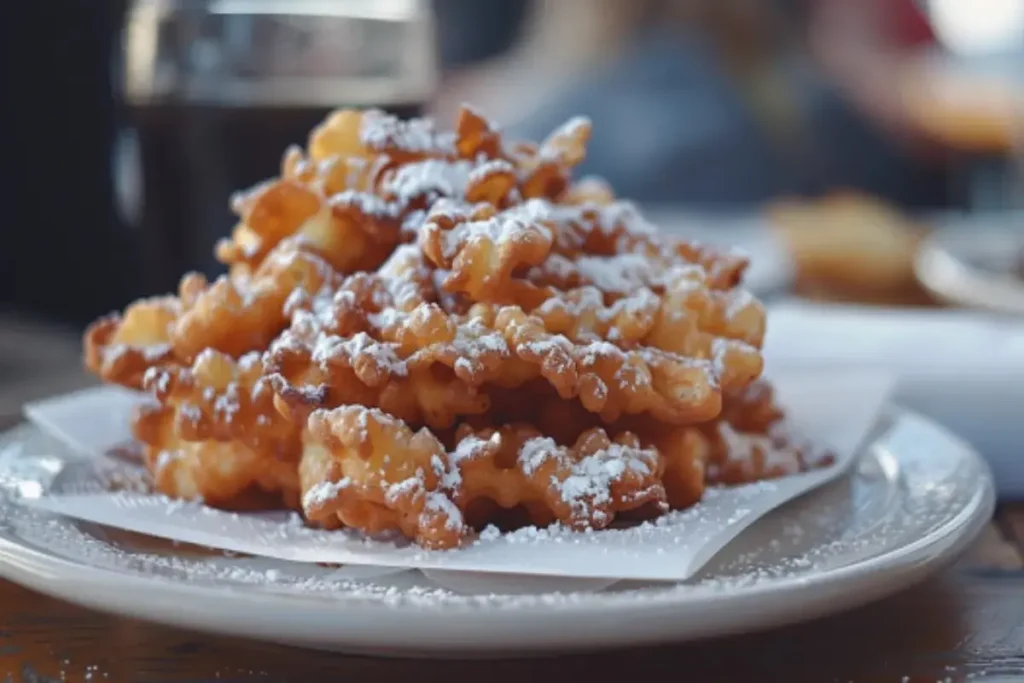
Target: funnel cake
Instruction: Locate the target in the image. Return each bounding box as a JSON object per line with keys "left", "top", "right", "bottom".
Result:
{"left": 133, "top": 349, "right": 301, "bottom": 509}
{"left": 83, "top": 105, "right": 829, "bottom": 548}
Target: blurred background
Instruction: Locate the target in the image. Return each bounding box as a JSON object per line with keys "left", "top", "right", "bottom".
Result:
{"left": 0, "top": 0, "right": 1022, "bottom": 422}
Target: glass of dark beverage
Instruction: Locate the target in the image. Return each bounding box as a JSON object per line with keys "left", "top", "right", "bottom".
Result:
{"left": 116, "top": 0, "right": 438, "bottom": 293}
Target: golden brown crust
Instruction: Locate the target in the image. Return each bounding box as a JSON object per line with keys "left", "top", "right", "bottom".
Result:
{"left": 132, "top": 350, "right": 301, "bottom": 509}
{"left": 300, "top": 405, "right": 669, "bottom": 549}
{"left": 83, "top": 299, "right": 181, "bottom": 389}
{"left": 79, "top": 103, "right": 830, "bottom": 548}
{"left": 704, "top": 380, "right": 835, "bottom": 486}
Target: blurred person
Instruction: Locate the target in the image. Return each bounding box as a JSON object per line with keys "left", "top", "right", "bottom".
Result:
{"left": 805, "top": 0, "right": 941, "bottom": 150}
{"left": 428, "top": 0, "right": 950, "bottom": 208}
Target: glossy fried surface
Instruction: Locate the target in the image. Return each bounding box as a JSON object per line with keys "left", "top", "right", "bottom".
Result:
{"left": 300, "top": 404, "right": 668, "bottom": 549}
{"left": 83, "top": 104, "right": 828, "bottom": 547}
{"left": 133, "top": 350, "right": 301, "bottom": 509}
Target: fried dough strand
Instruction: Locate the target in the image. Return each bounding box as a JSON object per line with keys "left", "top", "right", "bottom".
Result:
{"left": 84, "top": 295, "right": 183, "bottom": 390}
{"left": 133, "top": 349, "right": 301, "bottom": 508}
{"left": 300, "top": 404, "right": 668, "bottom": 549}
{"left": 705, "top": 380, "right": 835, "bottom": 485}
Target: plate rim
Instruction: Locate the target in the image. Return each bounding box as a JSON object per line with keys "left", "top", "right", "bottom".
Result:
{"left": 915, "top": 225, "right": 1024, "bottom": 314}
{"left": 0, "top": 408, "right": 995, "bottom": 651}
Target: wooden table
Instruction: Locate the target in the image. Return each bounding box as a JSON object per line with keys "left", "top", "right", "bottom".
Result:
{"left": 1, "top": 421, "right": 1023, "bottom": 682}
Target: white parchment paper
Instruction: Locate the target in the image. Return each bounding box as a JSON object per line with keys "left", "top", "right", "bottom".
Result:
{"left": 18, "top": 371, "right": 893, "bottom": 581}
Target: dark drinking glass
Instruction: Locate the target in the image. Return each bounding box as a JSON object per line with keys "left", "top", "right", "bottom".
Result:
{"left": 117, "top": 0, "right": 438, "bottom": 293}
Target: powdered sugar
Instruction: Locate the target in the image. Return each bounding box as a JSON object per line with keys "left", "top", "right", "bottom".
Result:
{"left": 103, "top": 342, "right": 171, "bottom": 366}
{"left": 401, "top": 209, "right": 427, "bottom": 236}
{"left": 310, "top": 332, "right": 408, "bottom": 378}
{"left": 440, "top": 217, "right": 506, "bottom": 260}
{"left": 384, "top": 477, "right": 422, "bottom": 505}
{"left": 329, "top": 189, "right": 399, "bottom": 218}
{"left": 359, "top": 110, "right": 455, "bottom": 155}
{"left": 722, "top": 287, "right": 761, "bottom": 327}
{"left": 714, "top": 423, "right": 804, "bottom": 480}
{"left": 555, "top": 443, "right": 656, "bottom": 521}
{"left": 574, "top": 254, "right": 658, "bottom": 293}
{"left": 383, "top": 159, "right": 473, "bottom": 204}
{"left": 507, "top": 198, "right": 556, "bottom": 223}
{"left": 303, "top": 477, "right": 352, "bottom": 510}
{"left": 452, "top": 318, "right": 509, "bottom": 355}
{"left": 506, "top": 435, "right": 661, "bottom": 528}
{"left": 423, "top": 493, "right": 465, "bottom": 531}
{"left": 535, "top": 286, "right": 662, "bottom": 341}
{"left": 517, "top": 437, "right": 559, "bottom": 477}
{"left": 468, "top": 159, "right": 515, "bottom": 185}
{"left": 439, "top": 206, "right": 550, "bottom": 261}
{"left": 579, "top": 340, "right": 622, "bottom": 367}
{"left": 595, "top": 201, "right": 657, "bottom": 237}
{"left": 530, "top": 253, "right": 577, "bottom": 283}
{"left": 452, "top": 433, "right": 500, "bottom": 465}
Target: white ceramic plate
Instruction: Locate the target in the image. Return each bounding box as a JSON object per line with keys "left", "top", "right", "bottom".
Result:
{"left": 915, "top": 216, "right": 1024, "bottom": 314}
{"left": 0, "top": 409, "right": 993, "bottom": 658}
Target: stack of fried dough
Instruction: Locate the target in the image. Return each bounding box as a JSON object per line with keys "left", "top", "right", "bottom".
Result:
{"left": 83, "top": 106, "right": 830, "bottom": 549}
